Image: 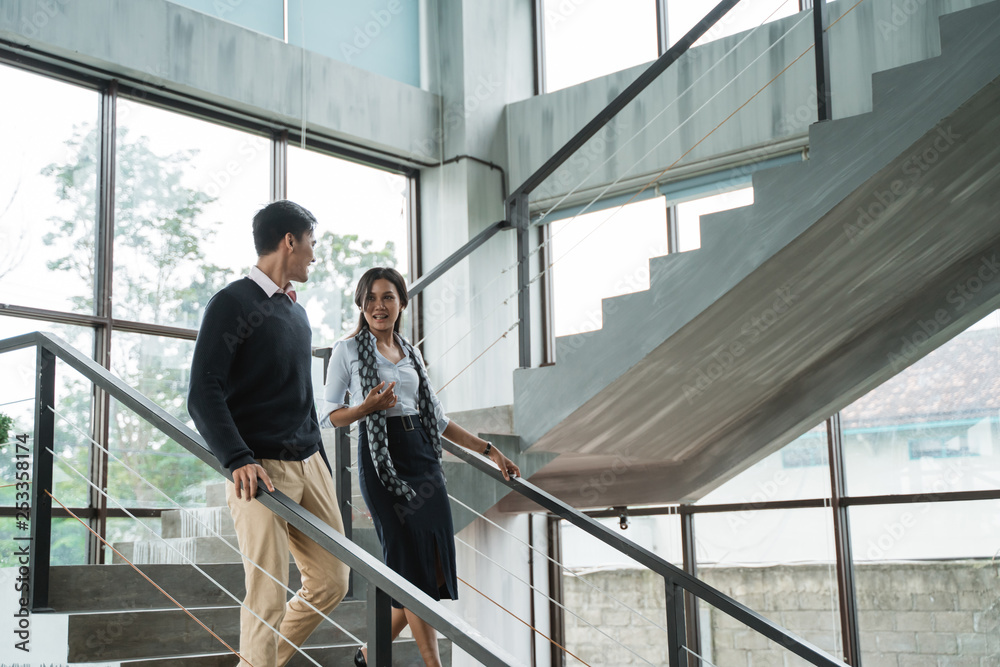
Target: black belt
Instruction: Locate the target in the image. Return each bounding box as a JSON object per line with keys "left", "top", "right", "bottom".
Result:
{"left": 387, "top": 414, "right": 418, "bottom": 431}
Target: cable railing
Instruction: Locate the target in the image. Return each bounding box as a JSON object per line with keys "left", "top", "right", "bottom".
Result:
{"left": 443, "top": 438, "right": 849, "bottom": 667}
{"left": 49, "top": 404, "right": 364, "bottom": 664}
{"left": 4, "top": 5, "right": 857, "bottom": 665}
{"left": 402, "top": 0, "right": 843, "bottom": 380}
{"left": 4, "top": 331, "right": 521, "bottom": 667}
{"left": 5, "top": 328, "right": 852, "bottom": 665}
{"left": 323, "top": 407, "right": 849, "bottom": 666}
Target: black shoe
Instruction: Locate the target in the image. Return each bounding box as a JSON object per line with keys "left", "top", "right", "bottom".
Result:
{"left": 354, "top": 646, "right": 367, "bottom": 666}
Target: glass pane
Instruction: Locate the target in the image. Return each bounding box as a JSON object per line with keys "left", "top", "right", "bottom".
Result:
{"left": 698, "top": 422, "right": 831, "bottom": 505}
{"left": 851, "top": 501, "right": 1000, "bottom": 664}
{"left": 108, "top": 333, "right": 213, "bottom": 509}
{"left": 697, "top": 508, "right": 842, "bottom": 664}
{"left": 561, "top": 514, "right": 682, "bottom": 569}
{"left": 287, "top": 146, "right": 410, "bottom": 342}
{"left": 542, "top": 0, "right": 659, "bottom": 92}
{"left": 551, "top": 197, "right": 668, "bottom": 337}
{"left": 561, "top": 516, "right": 681, "bottom": 666}
{"left": 167, "top": 0, "right": 284, "bottom": 39}
{"left": 288, "top": 0, "right": 421, "bottom": 87}
{"left": 843, "top": 310, "right": 1000, "bottom": 496}
{"left": 675, "top": 187, "right": 754, "bottom": 252}
{"left": 105, "top": 516, "right": 162, "bottom": 564}
{"left": 0, "top": 316, "right": 96, "bottom": 510}
{"left": 0, "top": 63, "right": 99, "bottom": 314}
{"left": 0, "top": 518, "right": 88, "bottom": 567}
{"left": 701, "top": 595, "right": 842, "bottom": 667}
{"left": 666, "top": 0, "right": 800, "bottom": 49}
{"left": 114, "top": 99, "right": 269, "bottom": 329}
{"left": 111, "top": 331, "right": 195, "bottom": 426}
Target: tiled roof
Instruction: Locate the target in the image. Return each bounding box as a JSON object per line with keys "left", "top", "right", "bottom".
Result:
{"left": 842, "top": 326, "right": 1000, "bottom": 429}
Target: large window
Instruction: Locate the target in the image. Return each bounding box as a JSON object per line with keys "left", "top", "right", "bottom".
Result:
{"left": 842, "top": 311, "right": 1000, "bottom": 498}
{"left": 559, "top": 310, "right": 1000, "bottom": 666}
{"left": 114, "top": 99, "right": 269, "bottom": 329}
{"left": 664, "top": 0, "right": 799, "bottom": 50}
{"left": 0, "top": 63, "right": 99, "bottom": 314}
{"left": 167, "top": 0, "right": 284, "bottom": 39}
{"left": 539, "top": 0, "right": 804, "bottom": 93}
{"left": 675, "top": 186, "right": 754, "bottom": 252}
{"left": 551, "top": 197, "right": 668, "bottom": 337}
{"left": 287, "top": 145, "right": 411, "bottom": 343}
{"left": 0, "top": 58, "right": 414, "bottom": 566}
{"left": 167, "top": 0, "right": 422, "bottom": 87}
{"left": 541, "top": 0, "right": 659, "bottom": 92}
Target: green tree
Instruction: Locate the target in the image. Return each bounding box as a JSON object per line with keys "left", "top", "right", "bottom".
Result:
{"left": 305, "top": 231, "right": 398, "bottom": 340}
{"left": 32, "top": 123, "right": 399, "bottom": 563}
{"left": 0, "top": 412, "right": 12, "bottom": 445}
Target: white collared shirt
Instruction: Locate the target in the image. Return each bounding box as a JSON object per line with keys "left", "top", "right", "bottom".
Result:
{"left": 320, "top": 330, "right": 450, "bottom": 433}
{"left": 249, "top": 265, "right": 294, "bottom": 301}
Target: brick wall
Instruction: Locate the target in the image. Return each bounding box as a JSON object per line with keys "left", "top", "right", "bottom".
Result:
{"left": 562, "top": 561, "right": 999, "bottom": 666}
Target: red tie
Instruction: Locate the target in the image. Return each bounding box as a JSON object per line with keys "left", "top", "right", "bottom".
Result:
{"left": 284, "top": 288, "right": 297, "bottom": 303}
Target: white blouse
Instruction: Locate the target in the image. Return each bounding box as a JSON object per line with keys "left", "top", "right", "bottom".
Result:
{"left": 320, "top": 330, "right": 450, "bottom": 434}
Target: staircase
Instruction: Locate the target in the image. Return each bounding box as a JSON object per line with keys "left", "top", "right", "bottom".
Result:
{"left": 50, "top": 562, "right": 448, "bottom": 665}
{"left": 98, "top": 479, "right": 456, "bottom": 665}
{"left": 506, "top": 1, "right": 1000, "bottom": 510}
{"left": 100, "top": 429, "right": 548, "bottom": 663}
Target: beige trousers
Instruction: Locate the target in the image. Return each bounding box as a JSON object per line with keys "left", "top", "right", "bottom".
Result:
{"left": 227, "top": 452, "right": 350, "bottom": 667}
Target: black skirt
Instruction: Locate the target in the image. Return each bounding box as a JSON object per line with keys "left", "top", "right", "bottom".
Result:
{"left": 358, "top": 415, "right": 458, "bottom": 609}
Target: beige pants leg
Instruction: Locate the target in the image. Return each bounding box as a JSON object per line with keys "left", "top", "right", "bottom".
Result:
{"left": 276, "top": 453, "right": 350, "bottom": 666}
{"left": 228, "top": 454, "right": 350, "bottom": 667}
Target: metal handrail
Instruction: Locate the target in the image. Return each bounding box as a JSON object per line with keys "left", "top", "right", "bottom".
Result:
{"left": 2, "top": 331, "right": 521, "bottom": 667}
{"left": 444, "top": 439, "right": 849, "bottom": 667}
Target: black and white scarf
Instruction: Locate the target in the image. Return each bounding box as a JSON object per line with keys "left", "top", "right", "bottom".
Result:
{"left": 356, "top": 326, "right": 442, "bottom": 501}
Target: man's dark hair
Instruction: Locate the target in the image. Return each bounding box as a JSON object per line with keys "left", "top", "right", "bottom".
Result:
{"left": 252, "top": 200, "right": 317, "bottom": 255}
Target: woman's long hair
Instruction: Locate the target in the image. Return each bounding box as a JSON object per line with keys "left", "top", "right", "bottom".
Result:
{"left": 349, "top": 267, "right": 408, "bottom": 338}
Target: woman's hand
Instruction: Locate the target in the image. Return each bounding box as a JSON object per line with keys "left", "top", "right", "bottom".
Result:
{"left": 488, "top": 446, "right": 520, "bottom": 481}
{"left": 362, "top": 381, "right": 397, "bottom": 414}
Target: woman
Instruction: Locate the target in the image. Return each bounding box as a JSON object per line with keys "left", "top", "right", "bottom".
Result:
{"left": 323, "top": 267, "right": 520, "bottom": 667}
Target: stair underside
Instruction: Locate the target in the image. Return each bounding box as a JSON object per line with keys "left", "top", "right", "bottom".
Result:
{"left": 506, "top": 3, "right": 1000, "bottom": 510}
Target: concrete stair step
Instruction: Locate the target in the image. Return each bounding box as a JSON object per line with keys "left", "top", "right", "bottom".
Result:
{"left": 205, "top": 482, "right": 227, "bottom": 508}
{"left": 51, "top": 564, "right": 256, "bottom": 613}
{"left": 113, "top": 535, "right": 243, "bottom": 564}
{"left": 67, "top": 603, "right": 367, "bottom": 662}
{"left": 118, "top": 638, "right": 450, "bottom": 666}
{"left": 161, "top": 506, "right": 236, "bottom": 539}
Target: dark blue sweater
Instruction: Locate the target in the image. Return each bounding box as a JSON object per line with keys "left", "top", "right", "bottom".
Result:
{"left": 188, "top": 278, "right": 322, "bottom": 472}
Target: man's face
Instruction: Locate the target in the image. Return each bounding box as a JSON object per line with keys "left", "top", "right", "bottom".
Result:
{"left": 288, "top": 230, "right": 316, "bottom": 283}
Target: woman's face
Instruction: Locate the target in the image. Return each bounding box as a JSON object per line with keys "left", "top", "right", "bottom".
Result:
{"left": 364, "top": 278, "right": 403, "bottom": 334}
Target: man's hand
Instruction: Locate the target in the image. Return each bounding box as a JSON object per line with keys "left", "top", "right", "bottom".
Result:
{"left": 232, "top": 462, "right": 275, "bottom": 502}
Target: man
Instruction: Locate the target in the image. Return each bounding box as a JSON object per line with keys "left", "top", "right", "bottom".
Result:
{"left": 188, "top": 200, "right": 349, "bottom": 667}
